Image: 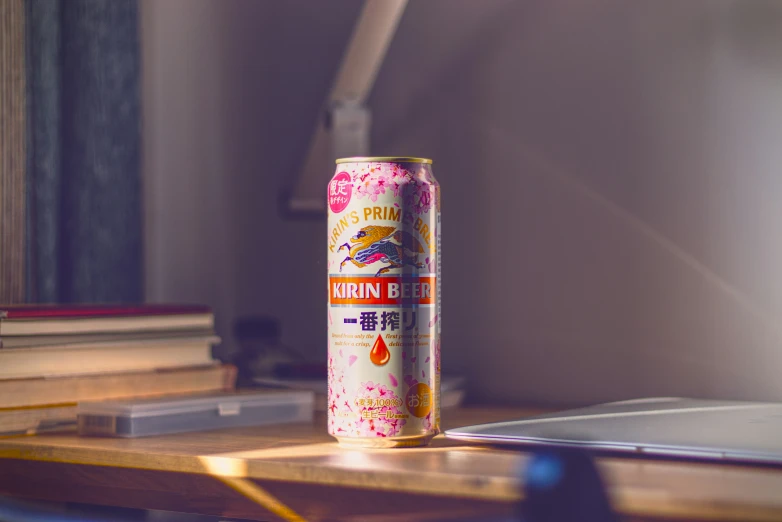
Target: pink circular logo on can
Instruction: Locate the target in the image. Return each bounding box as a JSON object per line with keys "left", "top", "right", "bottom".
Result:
{"left": 328, "top": 171, "right": 352, "bottom": 213}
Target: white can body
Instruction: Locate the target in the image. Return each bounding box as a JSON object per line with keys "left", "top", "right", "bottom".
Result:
{"left": 327, "top": 158, "right": 440, "bottom": 447}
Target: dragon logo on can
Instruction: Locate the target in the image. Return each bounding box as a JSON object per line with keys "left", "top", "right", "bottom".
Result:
{"left": 337, "top": 225, "right": 424, "bottom": 276}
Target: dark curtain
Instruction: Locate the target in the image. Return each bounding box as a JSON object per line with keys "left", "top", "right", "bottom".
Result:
{"left": 26, "top": 0, "right": 142, "bottom": 303}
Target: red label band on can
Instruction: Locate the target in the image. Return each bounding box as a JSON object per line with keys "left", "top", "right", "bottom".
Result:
{"left": 327, "top": 157, "right": 441, "bottom": 448}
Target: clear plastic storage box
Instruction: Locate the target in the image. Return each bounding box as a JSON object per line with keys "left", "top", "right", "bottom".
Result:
{"left": 77, "top": 390, "right": 315, "bottom": 437}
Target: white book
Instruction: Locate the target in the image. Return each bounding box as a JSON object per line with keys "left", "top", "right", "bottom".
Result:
{"left": 253, "top": 375, "right": 466, "bottom": 411}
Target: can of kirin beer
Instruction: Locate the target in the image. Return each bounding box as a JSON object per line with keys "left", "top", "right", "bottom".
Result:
{"left": 327, "top": 157, "right": 440, "bottom": 447}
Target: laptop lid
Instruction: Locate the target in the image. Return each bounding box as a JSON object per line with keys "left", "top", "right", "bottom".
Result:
{"left": 445, "top": 398, "right": 782, "bottom": 463}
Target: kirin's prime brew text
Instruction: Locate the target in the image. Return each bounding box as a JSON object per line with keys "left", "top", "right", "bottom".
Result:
{"left": 327, "top": 157, "right": 441, "bottom": 447}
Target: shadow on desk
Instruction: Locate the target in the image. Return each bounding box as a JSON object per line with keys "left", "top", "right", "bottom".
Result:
{"left": 0, "top": 497, "right": 239, "bottom": 522}
{"left": 0, "top": 496, "right": 519, "bottom": 522}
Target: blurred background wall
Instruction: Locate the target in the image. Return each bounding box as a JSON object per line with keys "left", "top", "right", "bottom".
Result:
{"left": 141, "top": 0, "right": 782, "bottom": 405}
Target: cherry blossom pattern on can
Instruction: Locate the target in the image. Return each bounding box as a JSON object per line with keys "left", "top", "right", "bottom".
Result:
{"left": 327, "top": 158, "right": 440, "bottom": 448}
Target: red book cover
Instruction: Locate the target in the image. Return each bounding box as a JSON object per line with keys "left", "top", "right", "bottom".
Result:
{"left": 0, "top": 304, "right": 211, "bottom": 320}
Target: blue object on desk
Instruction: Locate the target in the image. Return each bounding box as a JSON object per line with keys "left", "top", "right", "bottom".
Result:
{"left": 520, "top": 448, "right": 617, "bottom": 522}
{"left": 428, "top": 447, "right": 617, "bottom": 522}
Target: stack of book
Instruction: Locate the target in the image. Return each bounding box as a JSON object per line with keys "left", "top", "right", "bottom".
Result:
{"left": 0, "top": 304, "right": 235, "bottom": 435}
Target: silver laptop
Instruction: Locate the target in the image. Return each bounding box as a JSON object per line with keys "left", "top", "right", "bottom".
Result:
{"left": 445, "top": 398, "right": 782, "bottom": 463}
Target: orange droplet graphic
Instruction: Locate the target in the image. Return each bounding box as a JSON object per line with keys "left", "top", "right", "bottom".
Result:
{"left": 370, "top": 335, "right": 390, "bottom": 366}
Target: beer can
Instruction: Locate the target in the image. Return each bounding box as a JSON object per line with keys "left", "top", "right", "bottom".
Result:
{"left": 327, "top": 157, "right": 441, "bottom": 447}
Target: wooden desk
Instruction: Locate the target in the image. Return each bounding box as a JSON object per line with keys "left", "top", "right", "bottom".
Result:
{"left": 1, "top": 407, "right": 782, "bottom": 521}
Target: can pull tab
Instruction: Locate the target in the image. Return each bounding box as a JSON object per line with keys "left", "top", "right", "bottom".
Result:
{"left": 218, "top": 402, "right": 241, "bottom": 416}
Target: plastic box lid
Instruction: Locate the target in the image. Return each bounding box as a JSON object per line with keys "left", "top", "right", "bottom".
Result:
{"left": 77, "top": 390, "right": 315, "bottom": 437}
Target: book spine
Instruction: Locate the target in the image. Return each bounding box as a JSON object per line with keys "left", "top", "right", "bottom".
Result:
{"left": 0, "top": 0, "right": 25, "bottom": 305}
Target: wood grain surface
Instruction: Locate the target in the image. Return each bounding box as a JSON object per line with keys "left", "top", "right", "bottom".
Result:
{"left": 2, "top": 407, "right": 782, "bottom": 521}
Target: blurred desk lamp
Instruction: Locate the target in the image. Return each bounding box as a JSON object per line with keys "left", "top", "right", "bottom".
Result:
{"left": 284, "top": 0, "right": 407, "bottom": 216}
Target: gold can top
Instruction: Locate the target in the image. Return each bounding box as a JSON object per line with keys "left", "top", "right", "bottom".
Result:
{"left": 335, "top": 156, "right": 433, "bottom": 165}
